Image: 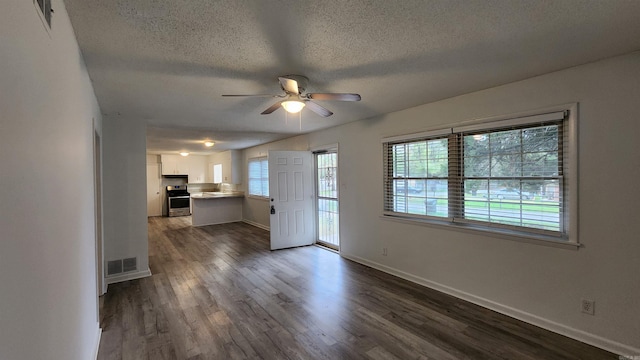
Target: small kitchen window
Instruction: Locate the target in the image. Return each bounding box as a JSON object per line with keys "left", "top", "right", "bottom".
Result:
{"left": 213, "top": 164, "right": 222, "bottom": 184}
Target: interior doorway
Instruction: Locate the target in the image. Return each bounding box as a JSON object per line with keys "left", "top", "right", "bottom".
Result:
{"left": 146, "top": 163, "right": 162, "bottom": 217}
{"left": 315, "top": 149, "right": 339, "bottom": 251}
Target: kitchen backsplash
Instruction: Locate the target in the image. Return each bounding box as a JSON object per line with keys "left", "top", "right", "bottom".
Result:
{"left": 187, "top": 183, "right": 218, "bottom": 192}
{"left": 219, "top": 183, "right": 238, "bottom": 192}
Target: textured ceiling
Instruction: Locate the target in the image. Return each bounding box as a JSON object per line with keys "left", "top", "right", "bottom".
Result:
{"left": 64, "top": 0, "right": 640, "bottom": 155}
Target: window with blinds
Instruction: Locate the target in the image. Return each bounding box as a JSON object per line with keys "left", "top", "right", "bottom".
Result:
{"left": 248, "top": 157, "right": 269, "bottom": 197}
{"left": 383, "top": 110, "right": 572, "bottom": 240}
{"left": 386, "top": 137, "right": 449, "bottom": 217}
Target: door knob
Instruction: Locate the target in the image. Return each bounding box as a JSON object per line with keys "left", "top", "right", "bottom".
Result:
{"left": 270, "top": 205, "right": 276, "bottom": 215}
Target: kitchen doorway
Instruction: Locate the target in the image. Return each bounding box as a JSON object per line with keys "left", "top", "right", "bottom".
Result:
{"left": 146, "top": 163, "right": 162, "bottom": 217}
{"left": 315, "top": 149, "right": 339, "bottom": 251}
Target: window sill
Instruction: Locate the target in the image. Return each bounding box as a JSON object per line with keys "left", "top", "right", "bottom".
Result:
{"left": 380, "top": 214, "right": 580, "bottom": 250}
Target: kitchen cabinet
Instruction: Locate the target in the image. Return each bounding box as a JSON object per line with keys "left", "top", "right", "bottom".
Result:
{"left": 187, "top": 156, "right": 207, "bottom": 183}
{"left": 211, "top": 150, "right": 242, "bottom": 184}
{"left": 160, "top": 154, "right": 189, "bottom": 175}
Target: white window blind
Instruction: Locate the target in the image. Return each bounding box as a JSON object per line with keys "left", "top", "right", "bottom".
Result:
{"left": 383, "top": 110, "right": 570, "bottom": 240}
{"left": 248, "top": 157, "right": 269, "bottom": 197}
{"left": 384, "top": 137, "right": 449, "bottom": 218}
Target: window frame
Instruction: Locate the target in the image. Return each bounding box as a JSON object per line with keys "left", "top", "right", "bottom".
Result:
{"left": 248, "top": 157, "right": 269, "bottom": 199}
{"left": 381, "top": 104, "right": 578, "bottom": 248}
{"left": 34, "top": 0, "right": 53, "bottom": 31}
{"left": 314, "top": 148, "right": 340, "bottom": 250}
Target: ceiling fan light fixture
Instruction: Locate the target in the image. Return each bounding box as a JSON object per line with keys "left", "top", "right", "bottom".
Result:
{"left": 281, "top": 100, "right": 305, "bottom": 113}
{"left": 204, "top": 141, "right": 215, "bottom": 147}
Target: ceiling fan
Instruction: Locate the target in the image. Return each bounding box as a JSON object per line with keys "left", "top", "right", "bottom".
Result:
{"left": 222, "top": 75, "right": 361, "bottom": 117}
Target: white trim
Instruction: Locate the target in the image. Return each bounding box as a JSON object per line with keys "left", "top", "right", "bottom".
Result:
{"left": 33, "top": 0, "right": 52, "bottom": 36}
{"left": 92, "top": 325, "right": 102, "bottom": 360}
{"left": 105, "top": 268, "right": 152, "bottom": 285}
{"left": 380, "top": 214, "right": 579, "bottom": 250}
{"left": 192, "top": 220, "right": 242, "bottom": 227}
{"left": 382, "top": 128, "right": 452, "bottom": 143}
{"left": 310, "top": 142, "right": 339, "bottom": 152}
{"left": 456, "top": 103, "right": 577, "bottom": 129}
{"left": 341, "top": 253, "right": 638, "bottom": 356}
{"left": 242, "top": 219, "right": 270, "bottom": 231}
{"left": 566, "top": 103, "right": 579, "bottom": 245}
{"left": 453, "top": 110, "right": 566, "bottom": 133}
{"left": 313, "top": 147, "right": 341, "bottom": 250}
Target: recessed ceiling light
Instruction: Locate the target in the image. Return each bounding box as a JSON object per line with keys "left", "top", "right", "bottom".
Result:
{"left": 179, "top": 152, "right": 189, "bottom": 156}
{"left": 204, "top": 141, "right": 215, "bottom": 147}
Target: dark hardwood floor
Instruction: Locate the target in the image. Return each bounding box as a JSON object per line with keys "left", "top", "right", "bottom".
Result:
{"left": 98, "top": 216, "right": 616, "bottom": 359}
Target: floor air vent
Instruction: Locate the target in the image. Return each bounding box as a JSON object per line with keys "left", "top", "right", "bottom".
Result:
{"left": 123, "top": 257, "right": 137, "bottom": 272}
{"left": 107, "top": 260, "right": 122, "bottom": 275}
{"left": 107, "top": 257, "right": 138, "bottom": 275}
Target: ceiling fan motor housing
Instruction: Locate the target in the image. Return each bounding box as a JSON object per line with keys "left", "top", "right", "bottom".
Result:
{"left": 281, "top": 75, "right": 308, "bottom": 94}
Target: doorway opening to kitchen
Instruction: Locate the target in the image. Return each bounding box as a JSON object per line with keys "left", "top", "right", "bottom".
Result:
{"left": 315, "top": 149, "right": 339, "bottom": 251}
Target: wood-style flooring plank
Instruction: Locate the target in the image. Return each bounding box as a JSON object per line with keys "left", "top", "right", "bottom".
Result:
{"left": 97, "top": 217, "right": 617, "bottom": 359}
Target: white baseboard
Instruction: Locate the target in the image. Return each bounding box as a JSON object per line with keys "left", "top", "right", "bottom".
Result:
{"left": 341, "top": 254, "right": 639, "bottom": 356}
{"left": 242, "top": 219, "right": 270, "bottom": 231}
{"left": 92, "top": 325, "right": 102, "bottom": 360}
{"left": 105, "top": 267, "right": 152, "bottom": 285}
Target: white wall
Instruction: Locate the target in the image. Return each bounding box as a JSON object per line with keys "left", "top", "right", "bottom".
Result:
{"left": 0, "top": 1, "right": 102, "bottom": 359}
{"left": 103, "top": 116, "right": 150, "bottom": 282}
{"left": 146, "top": 154, "right": 160, "bottom": 164}
{"left": 242, "top": 52, "right": 640, "bottom": 353}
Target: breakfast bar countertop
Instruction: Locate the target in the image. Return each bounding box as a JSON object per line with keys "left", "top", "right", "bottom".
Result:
{"left": 190, "top": 191, "right": 245, "bottom": 199}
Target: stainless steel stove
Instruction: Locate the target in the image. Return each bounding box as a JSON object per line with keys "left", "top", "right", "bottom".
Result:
{"left": 166, "top": 185, "right": 190, "bottom": 217}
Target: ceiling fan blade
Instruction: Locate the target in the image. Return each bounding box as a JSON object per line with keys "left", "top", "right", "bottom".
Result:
{"left": 307, "top": 93, "right": 361, "bottom": 101}
{"left": 279, "top": 77, "right": 299, "bottom": 94}
{"left": 305, "top": 101, "right": 333, "bottom": 117}
{"left": 222, "top": 94, "right": 283, "bottom": 98}
{"left": 261, "top": 101, "right": 283, "bottom": 115}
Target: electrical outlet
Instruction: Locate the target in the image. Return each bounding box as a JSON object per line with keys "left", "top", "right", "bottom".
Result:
{"left": 581, "top": 299, "right": 595, "bottom": 315}
{"left": 382, "top": 247, "right": 388, "bottom": 256}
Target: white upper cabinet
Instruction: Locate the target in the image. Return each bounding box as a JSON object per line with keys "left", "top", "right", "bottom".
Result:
{"left": 187, "top": 156, "right": 207, "bottom": 183}
{"left": 160, "top": 154, "right": 189, "bottom": 175}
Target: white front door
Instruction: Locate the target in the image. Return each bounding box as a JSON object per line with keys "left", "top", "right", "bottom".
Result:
{"left": 146, "top": 164, "right": 162, "bottom": 217}
{"left": 269, "top": 151, "right": 315, "bottom": 250}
